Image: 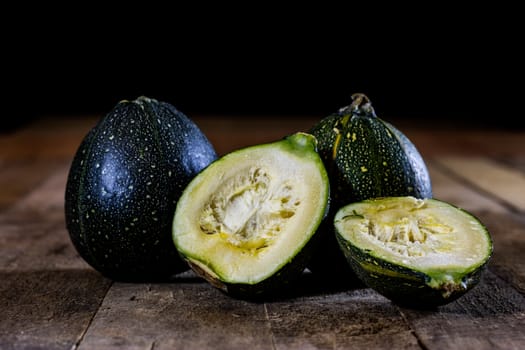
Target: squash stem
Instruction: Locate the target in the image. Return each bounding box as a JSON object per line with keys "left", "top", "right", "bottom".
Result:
{"left": 340, "top": 93, "right": 377, "bottom": 117}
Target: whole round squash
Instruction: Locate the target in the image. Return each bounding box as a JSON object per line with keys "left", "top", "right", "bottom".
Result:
{"left": 308, "top": 93, "right": 432, "bottom": 278}
{"left": 65, "top": 96, "right": 217, "bottom": 281}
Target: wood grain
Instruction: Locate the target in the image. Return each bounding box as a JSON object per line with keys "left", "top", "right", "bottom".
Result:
{"left": 400, "top": 271, "right": 525, "bottom": 350}
{"left": 78, "top": 276, "right": 273, "bottom": 350}
{"left": 265, "top": 287, "right": 419, "bottom": 349}
{"left": 435, "top": 156, "right": 525, "bottom": 213}
{"left": 0, "top": 159, "right": 111, "bottom": 350}
{"left": 0, "top": 269, "right": 110, "bottom": 350}
{"left": 427, "top": 162, "right": 507, "bottom": 214}
{"left": 482, "top": 212, "right": 525, "bottom": 295}
{"left": 0, "top": 159, "right": 65, "bottom": 212}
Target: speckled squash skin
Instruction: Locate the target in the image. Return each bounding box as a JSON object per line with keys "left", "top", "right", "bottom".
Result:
{"left": 65, "top": 96, "right": 217, "bottom": 281}
{"left": 336, "top": 225, "right": 488, "bottom": 308}
{"left": 307, "top": 94, "right": 432, "bottom": 278}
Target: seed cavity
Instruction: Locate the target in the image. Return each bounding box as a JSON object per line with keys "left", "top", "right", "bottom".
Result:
{"left": 199, "top": 167, "right": 300, "bottom": 251}
{"left": 347, "top": 202, "right": 454, "bottom": 258}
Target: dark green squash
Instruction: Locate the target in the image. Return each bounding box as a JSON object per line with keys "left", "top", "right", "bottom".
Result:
{"left": 334, "top": 196, "right": 493, "bottom": 308}
{"left": 172, "top": 132, "right": 330, "bottom": 300}
{"left": 65, "top": 96, "right": 217, "bottom": 281}
{"left": 308, "top": 93, "right": 432, "bottom": 278}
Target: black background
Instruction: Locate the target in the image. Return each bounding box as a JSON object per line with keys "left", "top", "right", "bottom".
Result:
{"left": 2, "top": 8, "right": 521, "bottom": 131}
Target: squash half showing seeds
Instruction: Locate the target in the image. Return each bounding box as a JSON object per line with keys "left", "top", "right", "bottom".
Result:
{"left": 173, "top": 132, "right": 329, "bottom": 299}
{"left": 335, "top": 196, "right": 493, "bottom": 307}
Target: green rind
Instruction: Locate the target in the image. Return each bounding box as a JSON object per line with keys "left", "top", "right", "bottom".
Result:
{"left": 65, "top": 96, "right": 217, "bottom": 281}
{"left": 173, "top": 132, "right": 330, "bottom": 300}
{"left": 182, "top": 228, "right": 322, "bottom": 301}
{"left": 334, "top": 197, "right": 493, "bottom": 308}
{"left": 336, "top": 235, "right": 489, "bottom": 307}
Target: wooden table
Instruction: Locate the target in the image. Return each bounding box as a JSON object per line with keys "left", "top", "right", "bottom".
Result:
{"left": 1, "top": 115, "right": 524, "bottom": 349}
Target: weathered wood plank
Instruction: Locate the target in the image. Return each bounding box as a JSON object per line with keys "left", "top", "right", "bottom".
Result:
{"left": 497, "top": 156, "right": 525, "bottom": 174}
{"left": 78, "top": 272, "right": 423, "bottom": 350}
{"left": 0, "top": 159, "right": 65, "bottom": 212}
{"left": 0, "top": 269, "right": 110, "bottom": 350}
{"left": 435, "top": 156, "right": 525, "bottom": 213}
{"left": 77, "top": 276, "right": 273, "bottom": 350}
{"left": 427, "top": 162, "right": 507, "bottom": 213}
{"left": 0, "top": 163, "right": 80, "bottom": 270}
{"left": 400, "top": 271, "right": 525, "bottom": 350}
{"left": 0, "top": 162, "right": 70, "bottom": 221}
{"left": 265, "top": 285, "right": 420, "bottom": 349}
{"left": 395, "top": 128, "right": 525, "bottom": 158}
{"left": 0, "top": 116, "right": 98, "bottom": 161}
{"left": 480, "top": 212, "right": 525, "bottom": 295}
{"left": 0, "top": 165, "right": 112, "bottom": 350}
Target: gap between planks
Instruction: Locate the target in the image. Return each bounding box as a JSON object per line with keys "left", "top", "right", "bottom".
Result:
{"left": 433, "top": 156, "right": 525, "bottom": 214}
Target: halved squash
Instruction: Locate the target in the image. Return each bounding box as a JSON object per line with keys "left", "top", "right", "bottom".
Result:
{"left": 172, "top": 132, "right": 329, "bottom": 299}
{"left": 335, "top": 196, "right": 493, "bottom": 307}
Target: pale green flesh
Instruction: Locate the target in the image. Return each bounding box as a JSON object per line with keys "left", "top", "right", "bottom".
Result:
{"left": 173, "top": 135, "right": 328, "bottom": 284}
{"left": 335, "top": 197, "right": 492, "bottom": 281}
